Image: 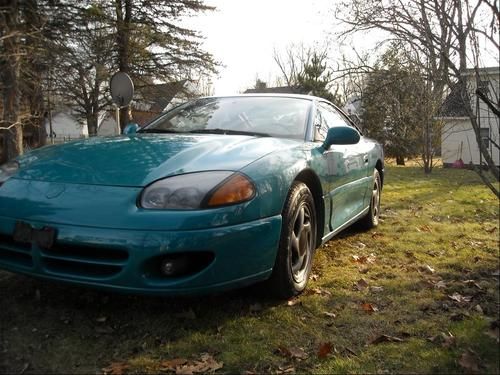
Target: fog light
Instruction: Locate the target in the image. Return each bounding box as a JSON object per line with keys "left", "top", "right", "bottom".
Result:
{"left": 160, "top": 256, "right": 188, "bottom": 277}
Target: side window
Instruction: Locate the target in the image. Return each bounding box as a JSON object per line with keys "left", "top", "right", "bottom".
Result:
{"left": 314, "top": 102, "right": 353, "bottom": 141}
{"left": 314, "top": 109, "right": 329, "bottom": 141}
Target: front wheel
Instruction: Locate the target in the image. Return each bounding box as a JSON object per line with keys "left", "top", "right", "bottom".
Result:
{"left": 359, "top": 169, "right": 381, "bottom": 229}
{"left": 267, "top": 182, "right": 317, "bottom": 299}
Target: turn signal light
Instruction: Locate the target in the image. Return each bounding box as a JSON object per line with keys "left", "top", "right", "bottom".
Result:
{"left": 206, "top": 173, "right": 255, "bottom": 207}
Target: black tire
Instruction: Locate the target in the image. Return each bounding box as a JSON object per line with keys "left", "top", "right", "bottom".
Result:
{"left": 359, "top": 169, "right": 381, "bottom": 229}
{"left": 267, "top": 181, "right": 317, "bottom": 299}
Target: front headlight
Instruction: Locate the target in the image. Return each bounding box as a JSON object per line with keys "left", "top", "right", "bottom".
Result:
{"left": 139, "top": 171, "right": 256, "bottom": 210}
{"left": 0, "top": 160, "right": 19, "bottom": 186}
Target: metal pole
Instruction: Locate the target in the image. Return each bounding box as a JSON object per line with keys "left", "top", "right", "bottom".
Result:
{"left": 115, "top": 106, "right": 121, "bottom": 135}
{"left": 48, "top": 69, "right": 54, "bottom": 145}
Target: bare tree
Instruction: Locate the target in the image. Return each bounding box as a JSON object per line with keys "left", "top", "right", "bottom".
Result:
{"left": 337, "top": 0, "right": 499, "bottom": 181}
{"left": 0, "top": 0, "right": 23, "bottom": 162}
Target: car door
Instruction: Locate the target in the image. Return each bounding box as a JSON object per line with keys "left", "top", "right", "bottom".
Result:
{"left": 314, "top": 102, "right": 369, "bottom": 231}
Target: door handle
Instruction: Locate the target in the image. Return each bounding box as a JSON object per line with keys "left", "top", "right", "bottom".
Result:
{"left": 363, "top": 155, "right": 369, "bottom": 164}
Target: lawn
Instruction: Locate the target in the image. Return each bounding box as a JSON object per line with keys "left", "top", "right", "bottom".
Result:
{"left": 0, "top": 165, "right": 498, "bottom": 374}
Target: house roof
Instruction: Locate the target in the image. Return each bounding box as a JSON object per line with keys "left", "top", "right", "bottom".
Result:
{"left": 437, "top": 84, "right": 469, "bottom": 118}
{"left": 134, "top": 80, "right": 187, "bottom": 112}
{"left": 243, "top": 86, "right": 310, "bottom": 95}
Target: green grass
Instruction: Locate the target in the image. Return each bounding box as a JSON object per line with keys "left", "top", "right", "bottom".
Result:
{"left": 0, "top": 165, "right": 498, "bottom": 374}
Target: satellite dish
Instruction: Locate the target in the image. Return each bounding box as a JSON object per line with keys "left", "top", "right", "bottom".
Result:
{"left": 110, "top": 72, "right": 134, "bottom": 107}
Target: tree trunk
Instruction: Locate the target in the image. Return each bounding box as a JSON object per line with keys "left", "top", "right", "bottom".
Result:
{"left": 396, "top": 155, "right": 405, "bottom": 165}
{"left": 115, "top": 0, "right": 132, "bottom": 131}
{"left": 87, "top": 113, "right": 99, "bottom": 136}
{"left": 24, "top": 0, "right": 46, "bottom": 148}
{"left": 1, "top": 0, "right": 22, "bottom": 163}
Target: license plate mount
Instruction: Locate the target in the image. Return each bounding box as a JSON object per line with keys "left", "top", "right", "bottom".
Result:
{"left": 13, "top": 221, "right": 57, "bottom": 249}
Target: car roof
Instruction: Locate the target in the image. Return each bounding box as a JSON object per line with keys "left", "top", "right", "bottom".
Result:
{"left": 198, "top": 93, "right": 323, "bottom": 102}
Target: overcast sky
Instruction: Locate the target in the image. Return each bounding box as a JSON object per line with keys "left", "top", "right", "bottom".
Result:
{"left": 188, "top": 0, "right": 345, "bottom": 95}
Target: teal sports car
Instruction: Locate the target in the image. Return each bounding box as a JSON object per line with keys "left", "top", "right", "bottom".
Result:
{"left": 0, "top": 94, "right": 383, "bottom": 298}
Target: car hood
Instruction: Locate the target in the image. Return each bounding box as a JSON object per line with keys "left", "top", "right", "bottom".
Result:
{"left": 14, "top": 134, "right": 301, "bottom": 187}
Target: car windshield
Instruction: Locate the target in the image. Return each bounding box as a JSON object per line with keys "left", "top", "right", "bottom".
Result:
{"left": 140, "top": 96, "right": 311, "bottom": 139}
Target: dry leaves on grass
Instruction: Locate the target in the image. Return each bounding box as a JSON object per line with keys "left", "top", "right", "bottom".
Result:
{"left": 361, "top": 303, "right": 378, "bottom": 313}
{"left": 418, "top": 264, "right": 435, "bottom": 274}
{"left": 370, "top": 335, "right": 403, "bottom": 344}
{"left": 310, "top": 287, "right": 332, "bottom": 296}
{"left": 448, "top": 292, "right": 472, "bottom": 304}
{"left": 275, "top": 346, "right": 309, "bottom": 361}
{"left": 102, "top": 362, "right": 130, "bottom": 375}
{"left": 275, "top": 365, "right": 296, "bottom": 374}
{"left": 416, "top": 225, "right": 432, "bottom": 232}
{"left": 174, "top": 353, "right": 223, "bottom": 375}
{"left": 317, "top": 342, "right": 333, "bottom": 358}
{"left": 286, "top": 298, "right": 301, "bottom": 307}
{"left": 458, "top": 350, "right": 480, "bottom": 373}
{"left": 355, "top": 278, "right": 369, "bottom": 291}
{"left": 323, "top": 311, "right": 336, "bottom": 318}
{"left": 429, "top": 332, "right": 455, "bottom": 348}
{"left": 351, "top": 253, "right": 377, "bottom": 264}
{"left": 103, "top": 354, "right": 223, "bottom": 375}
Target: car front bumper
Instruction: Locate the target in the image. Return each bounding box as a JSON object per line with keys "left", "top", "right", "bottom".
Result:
{"left": 0, "top": 214, "right": 281, "bottom": 295}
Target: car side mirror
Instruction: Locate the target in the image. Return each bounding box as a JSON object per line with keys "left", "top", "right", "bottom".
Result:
{"left": 322, "top": 126, "right": 360, "bottom": 149}
{"left": 123, "top": 123, "right": 140, "bottom": 135}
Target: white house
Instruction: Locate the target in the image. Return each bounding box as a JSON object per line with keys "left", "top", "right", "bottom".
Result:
{"left": 439, "top": 67, "right": 499, "bottom": 167}
{"left": 44, "top": 111, "right": 89, "bottom": 143}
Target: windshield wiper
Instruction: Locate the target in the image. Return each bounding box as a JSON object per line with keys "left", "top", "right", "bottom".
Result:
{"left": 187, "top": 128, "right": 270, "bottom": 137}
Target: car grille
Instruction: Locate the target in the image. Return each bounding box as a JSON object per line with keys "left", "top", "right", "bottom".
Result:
{"left": 0, "top": 233, "right": 129, "bottom": 279}
{"left": 0, "top": 233, "right": 33, "bottom": 268}
{"left": 41, "top": 243, "right": 129, "bottom": 278}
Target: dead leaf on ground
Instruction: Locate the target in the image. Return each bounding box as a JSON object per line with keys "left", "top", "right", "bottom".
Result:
{"left": 370, "top": 286, "right": 384, "bottom": 293}
{"left": 448, "top": 292, "right": 472, "bottom": 304}
{"left": 323, "top": 311, "right": 336, "bottom": 318}
{"left": 352, "top": 241, "right": 367, "bottom": 250}
{"left": 317, "top": 342, "right": 333, "bottom": 358}
{"left": 276, "top": 365, "right": 296, "bottom": 374}
{"left": 434, "top": 280, "right": 447, "bottom": 289}
{"left": 102, "top": 362, "right": 130, "bottom": 375}
{"left": 458, "top": 350, "right": 480, "bottom": 373}
{"left": 371, "top": 232, "right": 384, "bottom": 239}
{"left": 463, "top": 279, "right": 483, "bottom": 289}
{"left": 419, "top": 264, "right": 435, "bottom": 274}
{"left": 370, "top": 334, "right": 403, "bottom": 344}
{"left": 440, "top": 332, "right": 456, "bottom": 348}
{"left": 309, "top": 273, "right": 319, "bottom": 281}
{"left": 275, "top": 346, "right": 308, "bottom": 360}
{"left": 159, "top": 358, "right": 188, "bottom": 371}
{"left": 96, "top": 316, "right": 107, "bottom": 323}
{"left": 484, "top": 226, "right": 497, "bottom": 234}
{"left": 286, "top": 298, "right": 301, "bottom": 307}
{"left": 310, "top": 287, "right": 332, "bottom": 296}
{"left": 351, "top": 253, "right": 376, "bottom": 264}
{"left": 355, "top": 278, "right": 369, "bottom": 291}
{"left": 416, "top": 225, "right": 432, "bottom": 232}
{"left": 361, "top": 303, "right": 378, "bottom": 313}
{"left": 175, "top": 353, "right": 223, "bottom": 375}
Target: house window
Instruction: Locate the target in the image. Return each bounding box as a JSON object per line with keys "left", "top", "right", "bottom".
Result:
{"left": 480, "top": 128, "right": 490, "bottom": 150}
